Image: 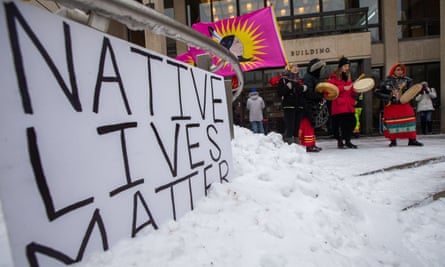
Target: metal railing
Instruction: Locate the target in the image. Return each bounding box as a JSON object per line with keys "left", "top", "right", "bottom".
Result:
{"left": 52, "top": 0, "right": 245, "bottom": 101}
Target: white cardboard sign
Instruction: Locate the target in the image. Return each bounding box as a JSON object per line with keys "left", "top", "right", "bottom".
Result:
{"left": 0, "top": 1, "right": 233, "bottom": 266}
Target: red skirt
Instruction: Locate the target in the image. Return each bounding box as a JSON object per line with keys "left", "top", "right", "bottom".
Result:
{"left": 298, "top": 118, "right": 316, "bottom": 147}
{"left": 382, "top": 103, "right": 416, "bottom": 140}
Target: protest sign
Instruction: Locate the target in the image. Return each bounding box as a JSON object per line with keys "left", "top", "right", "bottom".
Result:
{"left": 0, "top": 1, "right": 233, "bottom": 266}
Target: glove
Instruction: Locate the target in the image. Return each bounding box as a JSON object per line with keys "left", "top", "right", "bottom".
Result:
{"left": 286, "top": 82, "right": 292, "bottom": 90}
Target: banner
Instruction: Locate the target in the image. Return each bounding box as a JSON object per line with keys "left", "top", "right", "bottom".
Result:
{"left": 0, "top": 1, "right": 233, "bottom": 266}
{"left": 176, "top": 6, "right": 287, "bottom": 76}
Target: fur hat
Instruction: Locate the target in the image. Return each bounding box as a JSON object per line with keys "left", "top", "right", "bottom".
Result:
{"left": 338, "top": 56, "right": 350, "bottom": 68}
{"left": 308, "top": 58, "right": 326, "bottom": 73}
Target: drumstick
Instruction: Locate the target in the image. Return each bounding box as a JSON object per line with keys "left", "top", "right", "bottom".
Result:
{"left": 356, "top": 73, "right": 365, "bottom": 81}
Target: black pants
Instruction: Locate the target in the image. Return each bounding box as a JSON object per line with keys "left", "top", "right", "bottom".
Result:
{"left": 331, "top": 113, "right": 356, "bottom": 143}
{"left": 283, "top": 108, "right": 303, "bottom": 139}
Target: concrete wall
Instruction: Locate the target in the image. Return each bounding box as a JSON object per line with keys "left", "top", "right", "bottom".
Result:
{"left": 371, "top": 43, "right": 384, "bottom": 66}
{"left": 399, "top": 38, "right": 441, "bottom": 64}
{"left": 283, "top": 32, "right": 372, "bottom": 64}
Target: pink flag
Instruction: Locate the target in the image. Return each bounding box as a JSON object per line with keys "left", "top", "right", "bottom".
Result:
{"left": 176, "top": 7, "right": 287, "bottom": 77}
{"left": 175, "top": 51, "right": 195, "bottom": 66}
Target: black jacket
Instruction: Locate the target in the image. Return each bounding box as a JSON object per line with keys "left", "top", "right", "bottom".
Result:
{"left": 302, "top": 68, "right": 324, "bottom": 118}
{"left": 278, "top": 71, "right": 306, "bottom": 109}
{"left": 375, "top": 75, "right": 413, "bottom": 103}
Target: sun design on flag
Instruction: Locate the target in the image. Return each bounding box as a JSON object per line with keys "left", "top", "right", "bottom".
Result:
{"left": 182, "top": 55, "right": 195, "bottom": 66}
{"left": 209, "top": 18, "right": 267, "bottom": 71}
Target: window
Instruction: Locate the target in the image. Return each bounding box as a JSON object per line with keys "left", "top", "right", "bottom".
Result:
{"left": 406, "top": 63, "right": 440, "bottom": 90}
{"left": 193, "top": 1, "right": 379, "bottom": 40}
{"left": 322, "top": 0, "right": 344, "bottom": 12}
{"left": 212, "top": 0, "right": 237, "bottom": 21}
{"left": 293, "top": 0, "right": 319, "bottom": 15}
{"left": 360, "top": 0, "right": 381, "bottom": 42}
{"left": 239, "top": 0, "right": 262, "bottom": 15}
{"left": 397, "top": 0, "right": 440, "bottom": 38}
{"left": 405, "top": 62, "right": 441, "bottom": 127}
{"left": 199, "top": 0, "right": 212, "bottom": 22}
{"left": 268, "top": 0, "right": 291, "bottom": 17}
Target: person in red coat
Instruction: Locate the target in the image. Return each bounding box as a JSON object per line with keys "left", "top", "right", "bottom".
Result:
{"left": 327, "top": 56, "right": 358, "bottom": 149}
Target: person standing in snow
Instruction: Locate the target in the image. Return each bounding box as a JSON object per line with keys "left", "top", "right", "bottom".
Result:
{"left": 375, "top": 63, "right": 423, "bottom": 147}
{"left": 278, "top": 63, "right": 307, "bottom": 144}
{"left": 415, "top": 81, "right": 437, "bottom": 135}
{"left": 300, "top": 58, "right": 326, "bottom": 152}
{"left": 246, "top": 88, "right": 265, "bottom": 134}
{"left": 327, "top": 56, "right": 358, "bottom": 149}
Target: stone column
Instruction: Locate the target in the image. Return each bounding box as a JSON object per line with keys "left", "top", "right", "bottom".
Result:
{"left": 143, "top": 0, "right": 166, "bottom": 55}
{"left": 381, "top": 0, "right": 399, "bottom": 74}
{"left": 174, "top": 0, "right": 188, "bottom": 55}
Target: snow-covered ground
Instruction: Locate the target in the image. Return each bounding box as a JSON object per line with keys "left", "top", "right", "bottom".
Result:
{"left": 1, "top": 126, "right": 445, "bottom": 267}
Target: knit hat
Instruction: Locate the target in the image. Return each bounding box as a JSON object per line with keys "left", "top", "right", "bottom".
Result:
{"left": 250, "top": 88, "right": 257, "bottom": 93}
{"left": 338, "top": 56, "right": 350, "bottom": 68}
{"left": 388, "top": 63, "right": 406, "bottom": 76}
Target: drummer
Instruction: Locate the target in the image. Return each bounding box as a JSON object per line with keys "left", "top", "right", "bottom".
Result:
{"left": 327, "top": 56, "right": 359, "bottom": 149}
{"left": 374, "top": 63, "right": 423, "bottom": 147}
{"left": 278, "top": 63, "right": 307, "bottom": 144}
{"left": 300, "top": 58, "right": 326, "bottom": 152}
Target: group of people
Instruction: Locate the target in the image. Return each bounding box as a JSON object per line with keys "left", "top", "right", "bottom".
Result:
{"left": 245, "top": 57, "right": 438, "bottom": 152}
{"left": 274, "top": 56, "right": 360, "bottom": 152}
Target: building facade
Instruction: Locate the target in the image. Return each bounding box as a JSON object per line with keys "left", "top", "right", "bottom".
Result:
{"left": 25, "top": 0, "right": 445, "bottom": 135}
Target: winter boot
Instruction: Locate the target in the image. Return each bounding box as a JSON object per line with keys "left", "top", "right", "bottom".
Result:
{"left": 306, "top": 146, "right": 322, "bottom": 152}
{"left": 427, "top": 121, "right": 433, "bottom": 134}
{"left": 284, "top": 137, "right": 293, "bottom": 144}
{"left": 337, "top": 139, "right": 345, "bottom": 149}
{"left": 345, "top": 141, "right": 357, "bottom": 149}
{"left": 408, "top": 139, "right": 423, "bottom": 146}
{"left": 389, "top": 139, "right": 397, "bottom": 147}
{"left": 421, "top": 121, "right": 426, "bottom": 135}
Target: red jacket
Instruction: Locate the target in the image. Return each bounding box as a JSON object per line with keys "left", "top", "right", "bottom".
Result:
{"left": 328, "top": 73, "right": 358, "bottom": 115}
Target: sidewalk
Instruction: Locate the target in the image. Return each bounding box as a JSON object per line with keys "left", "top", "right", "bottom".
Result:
{"left": 310, "top": 133, "right": 445, "bottom": 212}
